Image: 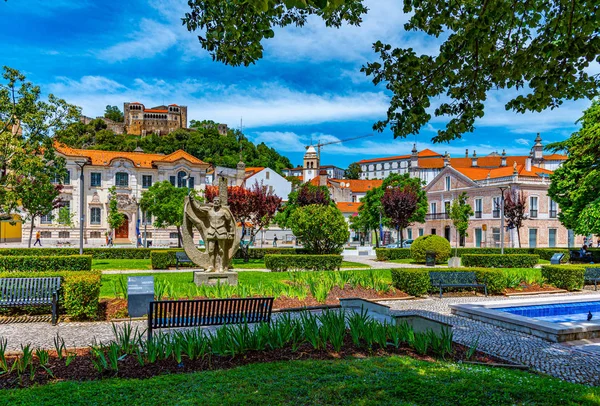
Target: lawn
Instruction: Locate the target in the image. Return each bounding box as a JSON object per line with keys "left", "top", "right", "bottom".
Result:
{"left": 5, "top": 356, "right": 598, "bottom": 405}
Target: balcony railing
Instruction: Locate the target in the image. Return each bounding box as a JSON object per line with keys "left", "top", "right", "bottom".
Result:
{"left": 425, "top": 213, "right": 450, "bottom": 220}
{"left": 530, "top": 209, "right": 538, "bottom": 218}
{"left": 492, "top": 209, "right": 500, "bottom": 218}
{"left": 475, "top": 211, "right": 482, "bottom": 219}
{"left": 549, "top": 210, "right": 557, "bottom": 218}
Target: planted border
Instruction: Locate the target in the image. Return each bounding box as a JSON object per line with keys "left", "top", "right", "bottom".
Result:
{"left": 0, "top": 255, "right": 92, "bottom": 272}
{"left": 462, "top": 254, "right": 539, "bottom": 268}
{"left": 264, "top": 255, "right": 342, "bottom": 272}
{"left": 540, "top": 265, "right": 589, "bottom": 291}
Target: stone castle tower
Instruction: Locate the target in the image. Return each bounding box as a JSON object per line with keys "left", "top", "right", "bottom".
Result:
{"left": 123, "top": 102, "right": 188, "bottom": 136}
{"left": 303, "top": 145, "right": 319, "bottom": 181}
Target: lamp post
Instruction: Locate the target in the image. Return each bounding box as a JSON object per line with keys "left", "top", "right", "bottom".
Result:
{"left": 498, "top": 186, "right": 508, "bottom": 255}
{"left": 74, "top": 160, "right": 89, "bottom": 255}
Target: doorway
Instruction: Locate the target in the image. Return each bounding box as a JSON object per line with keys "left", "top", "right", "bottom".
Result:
{"left": 115, "top": 214, "right": 129, "bottom": 239}
{"left": 444, "top": 226, "right": 451, "bottom": 242}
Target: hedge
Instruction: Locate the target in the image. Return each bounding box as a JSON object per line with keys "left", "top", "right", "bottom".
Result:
{"left": 264, "top": 255, "right": 343, "bottom": 272}
{"left": 150, "top": 250, "right": 199, "bottom": 270}
{"left": 375, "top": 248, "right": 412, "bottom": 261}
{"left": 391, "top": 267, "right": 506, "bottom": 296}
{"left": 462, "top": 254, "right": 539, "bottom": 268}
{"left": 0, "top": 255, "right": 92, "bottom": 272}
{"left": 234, "top": 248, "right": 301, "bottom": 259}
{"left": 0, "top": 270, "right": 101, "bottom": 319}
{"left": 541, "top": 265, "right": 587, "bottom": 291}
{"left": 0, "top": 248, "right": 153, "bottom": 259}
{"left": 410, "top": 235, "right": 452, "bottom": 264}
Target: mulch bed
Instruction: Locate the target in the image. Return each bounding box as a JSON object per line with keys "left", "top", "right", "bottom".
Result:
{"left": 0, "top": 336, "right": 510, "bottom": 390}
{"left": 504, "top": 284, "right": 564, "bottom": 294}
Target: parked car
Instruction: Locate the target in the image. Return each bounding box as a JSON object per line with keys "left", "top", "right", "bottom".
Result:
{"left": 385, "top": 239, "right": 414, "bottom": 249}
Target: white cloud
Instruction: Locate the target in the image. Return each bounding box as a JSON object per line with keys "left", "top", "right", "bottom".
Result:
{"left": 51, "top": 76, "right": 127, "bottom": 93}
{"left": 515, "top": 138, "right": 530, "bottom": 146}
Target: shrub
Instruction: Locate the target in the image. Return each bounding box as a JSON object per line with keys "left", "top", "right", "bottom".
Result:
{"left": 0, "top": 248, "right": 153, "bottom": 259}
{"left": 541, "top": 265, "right": 585, "bottom": 291}
{"left": 410, "top": 235, "right": 451, "bottom": 263}
{"left": 0, "top": 255, "right": 92, "bottom": 272}
{"left": 264, "top": 255, "right": 342, "bottom": 272}
{"left": 462, "top": 254, "right": 539, "bottom": 268}
{"left": 289, "top": 205, "right": 349, "bottom": 254}
{"left": 391, "top": 267, "right": 506, "bottom": 295}
{"left": 234, "top": 248, "right": 299, "bottom": 259}
{"left": 0, "top": 270, "right": 101, "bottom": 319}
{"left": 375, "top": 248, "right": 412, "bottom": 261}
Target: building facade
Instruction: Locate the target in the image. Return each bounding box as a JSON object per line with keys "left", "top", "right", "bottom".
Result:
{"left": 123, "top": 102, "right": 188, "bottom": 136}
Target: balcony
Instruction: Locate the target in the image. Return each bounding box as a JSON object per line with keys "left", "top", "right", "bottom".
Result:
{"left": 425, "top": 213, "right": 449, "bottom": 220}
{"left": 530, "top": 209, "right": 538, "bottom": 218}
{"left": 492, "top": 209, "right": 500, "bottom": 218}
{"left": 475, "top": 211, "right": 482, "bottom": 219}
{"left": 549, "top": 210, "right": 557, "bottom": 218}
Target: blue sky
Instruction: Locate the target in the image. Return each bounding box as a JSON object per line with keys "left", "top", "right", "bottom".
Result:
{"left": 2, "top": 0, "right": 594, "bottom": 168}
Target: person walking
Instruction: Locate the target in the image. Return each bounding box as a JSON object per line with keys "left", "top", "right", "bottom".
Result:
{"left": 273, "top": 235, "right": 278, "bottom": 248}
{"left": 33, "top": 230, "right": 42, "bottom": 247}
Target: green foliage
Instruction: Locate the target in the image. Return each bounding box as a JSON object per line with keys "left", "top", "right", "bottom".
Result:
{"left": 106, "top": 186, "right": 125, "bottom": 233}
{"left": 0, "top": 270, "right": 101, "bottom": 319}
{"left": 57, "top": 206, "right": 74, "bottom": 227}
{"left": 548, "top": 101, "right": 600, "bottom": 235}
{"left": 375, "top": 248, "right": 412, "bottom": 261}
{"left": 264, "top": 255, "right": 342, "bottom": 272}
{"left": 541, "top": 265, "right": 586, "bottom": 291}
{"left": 0, "top": 247, "right": 153, "bottom": 259}
{"left": 234, "top": 248, "right": 299, "bottom": 259}
{"left": 410, "top": 235, "right": 451, "bottom": 263}
{"left": 449, "top": 192, "right": 473, "bottom": 253}
{"left": 462, "top": 254, "right": 540, "bottom": 269}
{"left": 0, "top": 255, "right": 92, "bottom": 272}
{"left": 150, "top": 250, "right": 183, "bottom": 270}
{"left": 275, "top": 183, "right": 332, "bottom": 228}
{"left": 289, "top": 205, "right": 349, "bottom": 254}
{"left": 104, "top": 105, "right": 124, "bottom": 122}
{"left": 377, "top": 247, "right": 567, "bottom": 262}
{"left": 391, "top": 268, "right": 506, "bottom": 295}
{"left": 344, "top": 162, "right": 361, "bottom": 179}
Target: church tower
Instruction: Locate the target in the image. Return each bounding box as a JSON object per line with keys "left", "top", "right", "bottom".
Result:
{"left": 532, "top": 133, "right": 544, "bottom": 165}
{"left": 303, "top": 145, "right": 319, "bottom": 181}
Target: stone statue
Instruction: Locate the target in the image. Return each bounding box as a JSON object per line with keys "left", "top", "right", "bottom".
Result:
{"left": 182, "top": 195, "right": 240, "bottom": 273}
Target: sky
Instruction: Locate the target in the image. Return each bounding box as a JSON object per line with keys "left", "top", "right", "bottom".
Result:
{"left": 1, "top": 0, "right": 593, "bottom": 168}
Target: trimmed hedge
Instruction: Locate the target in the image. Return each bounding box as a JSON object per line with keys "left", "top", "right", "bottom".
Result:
{"left": 0, "top": 255, "right": 92, "bottom": 272}
{"left": 234, "top": 248, "right": 301, "bottom": 259}
{"left": 0, "top": 248, "right": 153, "bottom": 259}
{"left": 264, "top": 255, "right": 342, "bottom": 272}
{"left": 410, "top": 235, "right": 452, "bottom": 264}
{"left": 151, "top": 248, "right": 306, "bottom": 269}
{"left": 375, "top": 248, "right": 412, "bottom": 261}
{"left": 462, "top": 254, "right": 539, "bottom": 268}
{"left": 391, "top": 267, "right": 506, "bottom": 296}
{"left": 541, "top": 265, "right": 586, "bottom": 291}
{"left": 150, "top": 250, "right": 199, "bottom": 270}
{"left": 0, "top": 270, "right": 101, "bottom": 319}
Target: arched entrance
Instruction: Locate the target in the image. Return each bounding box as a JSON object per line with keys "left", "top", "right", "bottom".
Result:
{"left": 115, "top": 214, "right": 129, "bottom": 239}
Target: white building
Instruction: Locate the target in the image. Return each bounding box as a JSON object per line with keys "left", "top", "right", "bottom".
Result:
{"left": 244, "top": 167, "right": 292, "bottom": 200}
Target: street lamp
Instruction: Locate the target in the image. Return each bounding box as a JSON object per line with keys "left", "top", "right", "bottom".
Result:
{"left": 498, "top": 186, "right": 508, "bottom": 255}
{"left": 74, "top": 159, "right": 89, "bottom": 255}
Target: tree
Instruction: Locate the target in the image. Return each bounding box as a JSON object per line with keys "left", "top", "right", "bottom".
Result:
{"left": 353, "top": 186, "right": 384, "bottom": 247}
{"left": 57, "top": 205, "right": 74, "bottom": 228}
{"left": 449, "top": 192, "right": 474, "bottom": 256}
{"left": 106, "top": 186, "right": 125, "bottom": 241}
{"left": 504, "top": 189, "right": 528, "bottom": 248}
{"left": 183, "top": 1, "right": 600, "bottom": 142}
{"left": 381, "top": 186, "right": 419, "bottom": 247}
{"left": 205, "top": 181, "right": 282, "bottom": 260}
{"left": 140, "top": 182, "right": 192, "bottom": 247}
{"left": 289, "top": 204, "right": 349, "bottom": 254}
{"left": 104, "top": 105, "right": 124, "bottom": 122}
{"left": 275, "top": 183, "right": 331, "bottom": 228}
{"left": 547, "top": 101, "right": 600, "bottom": 236}
{"left": 344, "top": 162, "right": 361, "bottom": 180}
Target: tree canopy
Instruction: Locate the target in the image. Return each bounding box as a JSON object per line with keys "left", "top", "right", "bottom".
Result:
{"left": 104, "top": 105, "right": 124, "bottom": 122}
{"left": 344, "top": 162, "right": 361, "bottom": 180}
{"left": 289, "top": 204, "right": 349, "bottom": 254}
{"left": 449, "top": 192, "right": 473, "bottom": 254}
{"left": 182, "top": 1, "right": 600, "bottom": 142}
{"left": 275, "top": 182, "right": 332, "bottom": 228}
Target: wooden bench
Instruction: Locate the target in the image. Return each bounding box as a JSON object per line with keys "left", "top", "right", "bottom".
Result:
{"left": 585, "top": 268, "right": 600, "bottom": 291}
{"left": 429, "top": 272, "right": 487, "bottom": 298}
{"left": 175, "top": 251, "right": 193, "bottom": 269}
{"left": 147, "top": 297, "right": 274, "bottom": 340}
{"left": 570, "top": 250, "right": 593, "bottom": 263}
{"left": 0, "top": 277, "right": 61, "bottom": 325}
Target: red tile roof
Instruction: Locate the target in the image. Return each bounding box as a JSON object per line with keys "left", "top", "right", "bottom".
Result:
{"left": 336, "top": 202, "right": 361, "bottom": 214}
{"left": 454, "top": 164, "right": 553, "bottom": 181}
{"left": 418, "top": 149, "right": 442, "bottom": 157}
{"left": 144, "top": 109, "right": 168, "bottom": 113}
{"left": 357, "top": 154, "right": 410, "bottom": 164}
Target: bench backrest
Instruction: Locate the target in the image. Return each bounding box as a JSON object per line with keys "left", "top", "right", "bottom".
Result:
{"left": 429, "top": 271, "right": 477, "bottom": 286}
{"left": 0, "top": 277, "right": 61, "bottom": 303}
{"left": 175, "top": 252, "right": 191, "bottom": 261}
{"left": 585, "top": 268, "right": 600, "bottom": 279}
{"left": 149, "top": 297, "right": 274, "bottom": 329}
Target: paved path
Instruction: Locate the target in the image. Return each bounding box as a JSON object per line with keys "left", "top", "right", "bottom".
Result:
{"left": 341, "top": 255, "right": 448, "bottom": 269}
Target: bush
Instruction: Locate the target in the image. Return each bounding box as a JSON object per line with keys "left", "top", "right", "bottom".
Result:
{"left": 0, "top": 270, "right": 101, "bottom": 319}
{"left": 0, "top": 255, "right": 92, "bottom": 272}
{"left": 289, "top": 205, "right": 349, "bottom": 254}
{"left": 462, "top": 254, "right": 539, "bottom": 268}
{"left": 0, "top": 248, "right": 153, "bottom": 259}
{"left": 234, "top": 248, "right": 299, "bottom": 259}
{"left": 375, "top": 248, "right": 412, "bottom": 261}
{"left": 410, "top": 235, "right": 451, "bottom": 263}
{"left": 264, "top": 255, "right": 342, "bottom": 272}
{"left": 391, "top": 267, "right": 506, "bottom": 296}
{"left": 541, "top": 265, "right": 585, "bottom": 291}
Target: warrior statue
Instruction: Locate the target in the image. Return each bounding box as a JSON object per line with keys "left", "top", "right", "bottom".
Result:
{"left": 182, "top": 195, "right": 240, "bottom": 273}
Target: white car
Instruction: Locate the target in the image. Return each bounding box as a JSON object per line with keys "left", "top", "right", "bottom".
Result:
{"left": 386, "top": 239, "right": 413, "bottom": 249}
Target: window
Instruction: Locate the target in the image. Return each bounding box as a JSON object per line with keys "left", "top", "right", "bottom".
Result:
{"left": 63, "top": 170, "right": 70, "bottom": 185}
{"left": 40, "top": 212, "right": 52, "bottom": 224}
{"left": 407, "top": 229, "right": 413, "bottom": 239}
{"left": 142, "top": 232, "right": 152, "bottom": 238}
{"left": 549, "top": 228, "right": 557, "bottom": 248}
{"left": 529, "top": 228, "right": 538, "bottom": 248}
{"left": 431, "top": 228, "right": 437, "bottom": 235}
{"left": 177, "top": 171, "right": 187, "bottom": 188}
{"left": 58, "top": 231, "right": 70, "bottom": 239}
{"left": 530, "top": 196, "right": 538, "bottom": 218}
{"left": 430, "top": 202, "right": 437, "bottom": 214}
{"left": 492, "top": 227, "right": 501, "bottom": 247}
{"left": 169, "top": 232, "right": 180, "bottom": 239}
{"left": 445, "top": 176, "right": 451, "bottom": 191}
{"left": 266, "top": 171, "right": 270, "bottom": 180}
{"left": 492, "top": 196, "right": 501, "bottom": 218}
{"left": 91, "top": 172, "right": 101, "bottom": 187}
{"left": 142, "top": 211, "right": 152, "bottom": 225}
{"left": 142, "top": 175, "right": 152, "bottom": 189}
{"left": 188, "top": 177, "right": 195, "bottom": 189}
{"left": 115, "top": 172, "right": 129, "bottom": 187}
{"left": 549, "top": 199, "right": 558, "bottom": 218}
{"left": 444, "top": 201, "right": 451, "bottom": 213}
{"left": 89, "top": 231, "right": 102, "bottom": 239}
{"left": 475, "top": 198, "right": 482, "bottom": 218}
{"left": 418, "top": 228, "right": 424, "bottom": 237}
{"left": 90, "top": 207, "right": 101, "bottom": 225}
{"left": 40, "top": 231, "right": 52, "bottom": 238}
{"left": 169, "top": 176, "right": 176, "bottom": 186}
{"left": 58, "top": 201, "right": 70, "bottom": 224}
{"left": 475, "top": 229, "right": 482, "bottom": 247}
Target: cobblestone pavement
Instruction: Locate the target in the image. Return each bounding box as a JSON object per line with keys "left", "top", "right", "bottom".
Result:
{"left": 381, "top": 292, "right": 600, "bottom": 385}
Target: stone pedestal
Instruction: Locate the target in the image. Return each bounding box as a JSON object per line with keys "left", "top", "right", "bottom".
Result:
{"left": 194, "top": 271, "right": 238, "bottom": 286}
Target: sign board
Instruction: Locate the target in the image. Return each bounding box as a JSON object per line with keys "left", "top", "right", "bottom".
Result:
{"left": 128, "top": 276, "right": 154, "bottom": 317}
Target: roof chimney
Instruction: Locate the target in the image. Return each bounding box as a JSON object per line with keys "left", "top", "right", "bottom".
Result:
{"left": 319, "top": 169, "right": 328, "bottom": 187}
{"left": 410, "top": 143, "right": 419, "bottom": 169}
{"left": 444, "top": 151, "right": 450, "bottom": 167}
{"left": 500, "top": 149, "right": 507, "bottom": 167}
{"left": 525, "top": 152, "right": 532, "bottom": 172}
{"left": 465, "top": 149, "right": 469, "bottom": 158}
{"left": 471, "top": 150, "right": 478, "bottom": 167}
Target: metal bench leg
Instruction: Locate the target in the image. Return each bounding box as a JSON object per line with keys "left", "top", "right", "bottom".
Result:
{"left": 176, "top": 260, "right": 179, "bottom": 270}
{"left": 484, "top": 285, "right": 488, "bottom": 297}
{"left": 595, "top": 281, "right": 597, "bottom": 291}
{"left": 51, "top": 293, "right": 58, "bottom": 325}
{"left": 439, "top": 286, "right": 443, "bottom": 299}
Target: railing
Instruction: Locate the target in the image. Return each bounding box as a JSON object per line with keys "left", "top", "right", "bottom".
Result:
{"left": 492, "top": 209, "right": 500, "bottom": 218}
{"left": 530, "top": 209, "right": 538, "bottom": 218}
{"left": 475, "top": 211, "right": 482, "bottom": 219}
{"left": 549, "top": 210, "right": 557, "bottom": 218}
{"left": 425, "top": 213, "right": 450, "bottom": 220}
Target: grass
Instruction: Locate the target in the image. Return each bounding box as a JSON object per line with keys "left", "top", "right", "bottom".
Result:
{"left": 389, "top": 258, "right": 416, "bottom": 264}
{"left": 341, "top": 261, "right": 370, "bottom": 268}
{"left": 4, "top": 356, "right": 599, "bottom": 405}
{"left": 92, "top": 259, "right": 152, "bottom": 270}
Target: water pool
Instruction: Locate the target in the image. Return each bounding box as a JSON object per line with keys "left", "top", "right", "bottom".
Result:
{"left": 496, "top": 301, "right": 600, "bottom": 323}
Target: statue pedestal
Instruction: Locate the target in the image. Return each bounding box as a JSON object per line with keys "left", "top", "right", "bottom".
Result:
{"left": 194, "top": 271, "right": 238, "bottom": 286}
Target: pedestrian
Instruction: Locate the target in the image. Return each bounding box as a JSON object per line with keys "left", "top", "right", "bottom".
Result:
{"left": 137, "top": 233, "right": 142, "bottom": 247}
{"left": 108, "top": 233, "right": 113, "bottom": 247}
{"left": 273, "top": 235, "right": 278, "bottom": 248}
{"left": 33, "top": 230, "right": 42, "bottom": 247}
{"left": 597, "top": 238, "right": 600, "bottom": 248}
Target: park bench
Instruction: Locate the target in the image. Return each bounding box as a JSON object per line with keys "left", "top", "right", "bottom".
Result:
{"left": 570, "top": 250, "right": 593, "bottom": 263}
{"left": 0, "top": 277, "right": 61, "bottom": 325}
{"left": 175, "top": 251, "right": 193, "bottom": 269}
{"left": 147, "top": 297, "right": 274, "bottom": 340}
{"left": 585, "top": 268, "right": 600, "bottom": 291}
{"left": 429, "top": 272, "right": 487, "bottom": 298}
